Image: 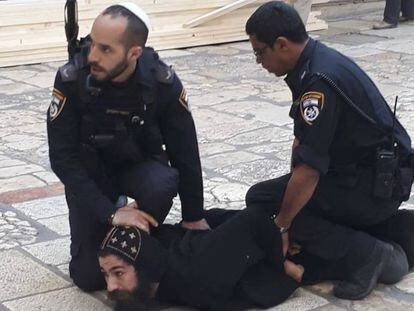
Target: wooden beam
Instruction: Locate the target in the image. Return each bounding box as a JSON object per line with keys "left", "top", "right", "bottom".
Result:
{"left": 183, "top": 0, "right": 257, "bottom": 28}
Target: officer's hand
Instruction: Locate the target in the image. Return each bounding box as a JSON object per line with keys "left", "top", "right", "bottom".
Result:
{"left": 112, "top": 206, "right": 158, "bottom": 233}
{"left": 181, "top": 218, "right": 210, "bottom": 230}
{"left": 124, "top": 200, "right": 139, "bottom": 210}
{"left": 282, "top": 232, "right": 289, "bottom": 257}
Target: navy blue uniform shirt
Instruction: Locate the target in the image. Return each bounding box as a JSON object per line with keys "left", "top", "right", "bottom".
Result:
{"left": 47, "top": 50, "right": 204, "bottom": 224}
{"left": 285, "top": 38, "right": 412, "bottom": 174}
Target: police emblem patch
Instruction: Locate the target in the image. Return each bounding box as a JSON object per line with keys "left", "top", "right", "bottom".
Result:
{"left": 179, "top": 88, "right": 190, "bottom": 112}
{"left": 300, "top": 91, "right": 324, "bottom": 125}
{"left": 49, "top": 88, "right": 66, "bottom": 121}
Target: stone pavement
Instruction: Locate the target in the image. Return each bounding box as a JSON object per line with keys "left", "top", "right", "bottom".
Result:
{"left": 2, "top": 8, "right": 414, "bottom": 311}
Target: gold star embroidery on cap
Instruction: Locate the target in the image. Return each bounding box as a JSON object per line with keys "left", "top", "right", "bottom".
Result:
{"left": 101, "top": 226, "right": 142, "bottom": 262}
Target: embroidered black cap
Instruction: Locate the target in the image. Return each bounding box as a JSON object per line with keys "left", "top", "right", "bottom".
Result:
{"left": 100, "top": 226, "right": 167, "bottom": 282}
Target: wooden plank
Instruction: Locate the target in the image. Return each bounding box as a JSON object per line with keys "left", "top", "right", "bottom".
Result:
{"left": 0, "top": 0, "right": 328, "bottom": 67}
{"left": 183, "top": 0, "right": 257, "bottom": 28}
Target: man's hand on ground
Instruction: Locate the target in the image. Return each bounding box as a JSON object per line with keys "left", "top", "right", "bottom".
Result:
{"left": 181, "top": 218, "right": 210, "bottom": 230}
{"left": 112, "top": 205, "right": 158, "bottom": 232}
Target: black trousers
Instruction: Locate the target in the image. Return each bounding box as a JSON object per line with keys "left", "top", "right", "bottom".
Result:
{"left": 66, "top": 159, "right": 179, "bottom": 291}
{"left": 245, "top": 173, "right": 414, "bottom": 275}
{"left": 157, "top": 207, "right": 298, "bottom": 310}
{"left": 383, "top": 0, "right": 414, "bottom": 24}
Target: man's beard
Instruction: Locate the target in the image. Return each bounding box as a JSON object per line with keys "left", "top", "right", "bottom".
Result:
{"left": 89, "top": 57, "right": 129, "bottom": 82}
{"left": 108, "top": 273, "right": 158, "bottom": 311}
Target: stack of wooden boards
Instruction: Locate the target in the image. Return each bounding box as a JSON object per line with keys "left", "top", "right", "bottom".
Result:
{"left": 0, "top": 0, "right": 328, "bottom": 67}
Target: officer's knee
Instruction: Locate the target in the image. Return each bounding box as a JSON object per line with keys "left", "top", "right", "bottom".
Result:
{"left": 245, "top": 183, "right": 262, "bottom": 205}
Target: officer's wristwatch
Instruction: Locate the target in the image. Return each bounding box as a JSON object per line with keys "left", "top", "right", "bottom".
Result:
{"left": 277, "top": 225, "right": 289, "bottom": 234}
{"left": 271, "top": 214, "right": 289, "bottom": 234}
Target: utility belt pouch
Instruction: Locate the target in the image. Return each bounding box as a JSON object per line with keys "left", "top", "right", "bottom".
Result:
{"left": 394, "top": 154, "right": 414, "bottom": 201}
{"left": 373, "top": 149, "right": 398, "bottom": 198}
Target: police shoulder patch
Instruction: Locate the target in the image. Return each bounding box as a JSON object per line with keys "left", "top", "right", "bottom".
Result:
{"left": 49, "top": 88, "right": 67, "bottom": 121}
{"left": 300, "top": 91, "right": 325, "bottom": 125}
{"left": 179, "top": 88, "right": 190, "bottom": 112}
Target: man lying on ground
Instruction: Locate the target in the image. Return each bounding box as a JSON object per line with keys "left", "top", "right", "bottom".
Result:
{"left": 98, "top": 207, "right": 408, "bottom": 310}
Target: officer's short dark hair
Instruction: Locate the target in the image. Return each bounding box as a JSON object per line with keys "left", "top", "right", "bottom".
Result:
{"left": 245, "top": 1, "right": 308, "bottom": 46}
{"left": 102, "top": 5, "right": 148, "bottom": 48}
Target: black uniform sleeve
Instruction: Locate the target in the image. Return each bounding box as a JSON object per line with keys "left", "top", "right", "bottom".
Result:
{"left": 158, "top": 75, "right": 204, "bottom": 221}
{"left": 47, "top": 72, "right": 116, "bottom": 223}
{"left": 292, "top": 80, "right": 342, "bottom": 173}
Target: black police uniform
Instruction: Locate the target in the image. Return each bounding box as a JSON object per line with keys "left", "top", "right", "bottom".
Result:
{"left": 47, "top": 47, "right": 204, "bottom": 291}
{"left": 246, "top": 38, "right": 414, "bottom": 273}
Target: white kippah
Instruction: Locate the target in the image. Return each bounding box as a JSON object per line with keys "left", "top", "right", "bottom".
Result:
{"left": 117, "top": 2, "right": 150, "bottom": 30}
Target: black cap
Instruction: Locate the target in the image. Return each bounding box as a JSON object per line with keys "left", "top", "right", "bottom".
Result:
{"left": 100, "top": 226, "right": 167, "bottom": 282}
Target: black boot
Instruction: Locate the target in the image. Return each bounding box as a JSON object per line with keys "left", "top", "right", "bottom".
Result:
{"left": 379, "top": 241, "right": 409, "bottom": 284}
{"left": 333, "top": 240, "right": 393, "bottom": 300}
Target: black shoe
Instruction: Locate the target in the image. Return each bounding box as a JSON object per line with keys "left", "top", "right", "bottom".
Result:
{"left": 379, "top": 241, "right": 409, "bottom": 284}
{"left": 333, "top": 240, "right": 393, "bottom": 300}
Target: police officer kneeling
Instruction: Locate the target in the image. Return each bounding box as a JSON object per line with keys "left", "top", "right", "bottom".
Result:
{"left": 47, "top": 3, "right": 208, "bottom": 291}
{"left": 245, "top": 1, "right": 414, "bottom": 300}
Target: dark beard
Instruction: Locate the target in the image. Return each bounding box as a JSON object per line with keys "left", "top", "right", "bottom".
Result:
{"left": 108, "top": 274, "right": 158, "bottom": 311}
{"left": 89, "top": 57, "right": 129, "bottom": 82}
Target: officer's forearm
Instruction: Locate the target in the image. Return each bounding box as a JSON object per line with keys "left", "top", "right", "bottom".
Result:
{"left": 291, "top": 138, "right": 300, "bottom": 171}
{"left": 275, "top": 163, "right": 319, "bottom": 228}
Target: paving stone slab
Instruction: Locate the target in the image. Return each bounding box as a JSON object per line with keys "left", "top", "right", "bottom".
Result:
{"left": 210, "top": 182, "right": 250, "bottom": 202}
{"left": 0, "top": 164, "right": 44, "bottom": 178}
{"left": 227, "top": 126, "right": 293, "bottom": 146}
{"left": 194, "top": 109, "right": 268, "bottom": 143}
{"left": 199, "top": 142, "right": 236, "bottom": 157}
{"left": 3, "top": 287, "right": 111, "bottom": 311}
{"left": 365, "top": 38, "right": 414, "bottom": 55}
{"left": 263, "top": 288, "right": 329, "bottom": 310}
{"left": 23, "top": 236, "right": 70, "bottom": 266}
{"left": 33, "top": 171, "right": 61, "bottom": 184}
{"left": 219, "top": 159, "right": 290, "bottom": 185}
{"left": 202, "top": 151, "right": 263, "bottom": 170}
{"left": 247, "top": 141, "right": 292, "bottom": 162}
{"left": 191, "top": 88, "right": 257, "bottom": 107}
{"left": 0, "top": 82, "right": 39, "bottom": 95}
{"left": 38, "top": 214, "right": 70, "bottom": 236}
{"left": 396, "top": 271, "right": 414, "bottom": 294}
{"left": 215, "top": 100, "right": 292, "bottom": 126}
{"left": 0, "top": 250, "right": 69, "bottom": 301}
{"left": 351, "top": 289, "right": 414, "bottom": 310}
{"left": 13, "top": 195, "right": 67, "bottom": 220}
{"left": 23, "top": 71, "right": 57, "bottom": 88}
{"left": 362, "top": 24, "right": 414, "bottom": 40}
{"left": 0, "top": 175, "right": 46, "bottom": 193}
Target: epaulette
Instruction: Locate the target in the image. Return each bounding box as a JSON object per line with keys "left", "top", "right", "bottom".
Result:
{"left": 151, "top": 50, "right": 175, "bottom": 84}
{"left": 58, "top": 62, "right": 79, "bottom": 82}
{"left": 58, "top": 38, "right": 90, "bottom": 82}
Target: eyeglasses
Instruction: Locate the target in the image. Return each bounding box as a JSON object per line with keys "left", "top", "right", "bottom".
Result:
{"left": 253, "top": 46, "right": 269, "bottom": 58}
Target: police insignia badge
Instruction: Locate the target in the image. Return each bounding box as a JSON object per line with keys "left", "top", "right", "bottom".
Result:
{"left": 49, "top": 88, "right": 66, "bottom": 121}
{"left": 300, "top": 91, "right": 324, "bottom": 125}
{"left": 179, "top": 88, "right": 190, "bottom": 112}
